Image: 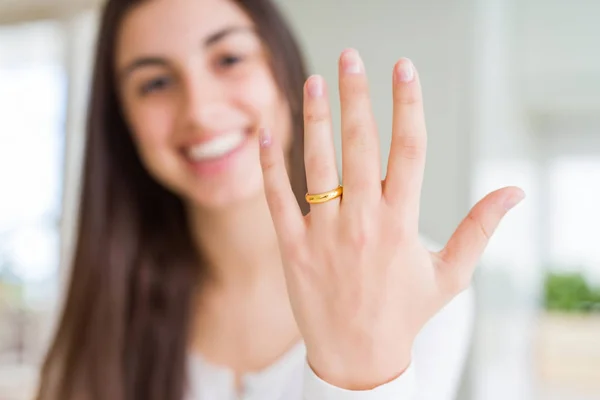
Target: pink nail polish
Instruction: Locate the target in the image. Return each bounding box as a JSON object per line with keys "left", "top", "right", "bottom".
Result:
{"left": 395, "top": 58, "right": 415, "bottom": 83}
{"left": 307, "top": 75, "right": 323, "bottom": 97}
{"left": 259, "top": 128, "right": 272, "bottom": 148}
{"left": 341, "top": 49, "right": 363, "bottom": 74}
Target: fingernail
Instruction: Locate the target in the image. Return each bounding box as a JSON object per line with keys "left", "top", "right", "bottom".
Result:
{"left": 395, "top": 58, "right": 414, "bottom": 83}
{"left": 504, "top": 190, "right": 525, "bottom": 211}
{"left": 259, "top": 128, "right": 271, "bottom": 148}
{"left": 341, "top": 49, "right": 363, "bottom": 74}
{"left": 307, "top": 75, "right": 323, "bottom": 97}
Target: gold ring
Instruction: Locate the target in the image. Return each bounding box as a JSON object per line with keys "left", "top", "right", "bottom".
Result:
{"left": 305, "top": 185, "right": 343, "bottom": 204}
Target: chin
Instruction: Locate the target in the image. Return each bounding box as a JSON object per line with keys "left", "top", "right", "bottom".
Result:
{"left": 183, "top": 168, "right": 265, "bottom": 211}
{"left": 145, "top": 158, "right": 266, "bottom": 214}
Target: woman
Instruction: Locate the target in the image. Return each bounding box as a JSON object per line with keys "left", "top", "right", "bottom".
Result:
{"left": 36, "top": 0, "right": 524, "bottom": 399}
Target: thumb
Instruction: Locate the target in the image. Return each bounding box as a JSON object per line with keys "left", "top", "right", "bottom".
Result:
{"left": 437, "top": 186, "right": 525, "bottom": 289}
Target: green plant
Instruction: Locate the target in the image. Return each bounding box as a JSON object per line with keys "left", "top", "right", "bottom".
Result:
{"left": 544, "top": 271, "right": 600, "bottom": 313}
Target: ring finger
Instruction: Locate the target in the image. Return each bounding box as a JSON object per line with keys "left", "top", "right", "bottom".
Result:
{"left": 303, "top": 75, "right": 340, "bottom": 216}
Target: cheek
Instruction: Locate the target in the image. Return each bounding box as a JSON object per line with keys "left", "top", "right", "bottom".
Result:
{"left": 126, "top": 98, "right": 176, "bottom": 156}
{"left": 234, "top": 70, "right": 292, "bottom": 146}
{"left": 122, "top": 97, "right": 181, "bottom": 184}
{"left": 275, "top": 96, "right": 294, "bottom": 152}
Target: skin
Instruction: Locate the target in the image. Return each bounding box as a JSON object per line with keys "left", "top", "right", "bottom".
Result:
{"left": 116, "top": 0, "right": 525, "bottom": 391}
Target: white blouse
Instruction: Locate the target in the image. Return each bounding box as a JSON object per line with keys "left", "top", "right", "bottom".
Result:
{"left": 185, "top": 288, "right": 475, "bottom": 400}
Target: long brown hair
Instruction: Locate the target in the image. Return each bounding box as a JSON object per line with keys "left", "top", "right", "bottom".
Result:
{"left": 37, "top": 1, "right": 309, "bottom": 399}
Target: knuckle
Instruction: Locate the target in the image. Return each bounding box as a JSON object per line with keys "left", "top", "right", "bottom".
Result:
{"left": 305, "top": 110, "right": 330, "bottom": 125}
{"left": 266, "top": 190, "right": 286, "bottom": 214}
{"left": 467, "top": 213, "right": 492, "bottom": 241}
{"left": 348, "top": 230, "right": 369, "bottom": 251}
{"left": 345, "top": 122, "right": 366, "bottom": 140}
{"left": 345, "top": 122, "right": 374, "bottom": 150}
{"left": 260, "top": 157, "right": 277, "bottom": 171}
{"left": 353, "top": 179, "right": 378, "bottom": 197}
{"left": 342, "top": 77, "right": 369, "bottom": 96}
{"left": 386, "top": 217, "right": 409, "bottom": 243}
{"left": 395, "top": 135, "right": 426, "bottom": 160}
{"left": 260, "top": 151, "right": 280, "bottom": 172}
{"left": 343, "top": 215, "right": 374, "bottom": 252}
{"left": 306, "top": 153, "right": 336, "bottom": 178}
{"left": 394, "top": 88, "right": 422, "bottom": 105}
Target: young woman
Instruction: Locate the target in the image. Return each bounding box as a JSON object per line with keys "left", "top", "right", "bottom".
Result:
{"left": 36, "top": 0, "right": 524, "bottom": 399}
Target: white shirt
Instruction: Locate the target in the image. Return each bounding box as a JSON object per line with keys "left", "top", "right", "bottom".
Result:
{"left": 185, "top": 288, "right": 475, "bottom": 400}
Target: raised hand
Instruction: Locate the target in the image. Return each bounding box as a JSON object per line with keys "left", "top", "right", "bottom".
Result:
{"left": 259, "top": 49, "right": 524, "bottom": 390}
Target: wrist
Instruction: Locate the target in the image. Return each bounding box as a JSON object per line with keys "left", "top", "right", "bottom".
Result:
{"left": 306, "top": 347, "right": 412, "bottom": 391}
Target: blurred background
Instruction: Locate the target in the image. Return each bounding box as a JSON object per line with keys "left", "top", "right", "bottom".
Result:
{"left": 0, "top": 0, "right": 598, "bottom": 399}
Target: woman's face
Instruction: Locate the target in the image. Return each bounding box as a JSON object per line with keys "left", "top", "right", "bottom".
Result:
{"left": 115, "top": 0, "right": 292, "bottom": 209}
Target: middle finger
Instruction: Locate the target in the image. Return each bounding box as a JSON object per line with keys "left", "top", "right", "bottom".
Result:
{"left": 338, "top": 49, "right": 381, "bottom": 205}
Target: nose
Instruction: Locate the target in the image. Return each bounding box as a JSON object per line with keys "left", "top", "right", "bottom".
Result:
{"left": 179, "top": 71, "right": 230, "bottom": 132}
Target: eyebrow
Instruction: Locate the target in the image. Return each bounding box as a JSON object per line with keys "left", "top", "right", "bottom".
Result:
{"left": 119, "top": 26, "right": 254, "bottom": 81}
{"left": 205, "top": 26, "right": 253, "bottom": 47}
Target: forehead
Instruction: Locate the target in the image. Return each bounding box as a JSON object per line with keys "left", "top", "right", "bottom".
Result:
{"left": 116, "top": 0, "right": 254, "bottom": 67}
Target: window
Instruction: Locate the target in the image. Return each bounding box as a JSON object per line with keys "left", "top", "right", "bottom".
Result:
{"left": 0, "top": 21, "right": 66, "bottom": 395}
{"left": 548, "top": 157, "right": 600, "bottom": 282}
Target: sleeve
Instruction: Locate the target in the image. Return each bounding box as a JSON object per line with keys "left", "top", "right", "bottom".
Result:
{"left": 412, "top": 234, "right": 475, "bottom": 400}
{"left": 412, "top": 287, "right": 475, "bottom": 400}
{"left": 302, "top": 360, "right": 417, "bottom": 400}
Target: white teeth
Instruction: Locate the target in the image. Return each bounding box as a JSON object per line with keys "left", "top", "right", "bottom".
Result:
{"left": 187, "top": 131, "right": 245, "bottom": 161}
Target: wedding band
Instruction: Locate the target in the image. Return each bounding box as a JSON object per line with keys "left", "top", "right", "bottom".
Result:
{"left": 305, "top": 185, "right": 343, "bottom": 204}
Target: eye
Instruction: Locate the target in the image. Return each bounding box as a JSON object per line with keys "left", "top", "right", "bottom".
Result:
{"left": 218, "top": 54, "right": 245, "bottom": 69}
{"left": 139, "top": 76, "right": 172, "bottom": 96}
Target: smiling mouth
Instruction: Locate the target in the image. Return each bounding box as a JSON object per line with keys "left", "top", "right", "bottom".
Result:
{"left": 184, "top": 129, "right": 250, "bottom": 162}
